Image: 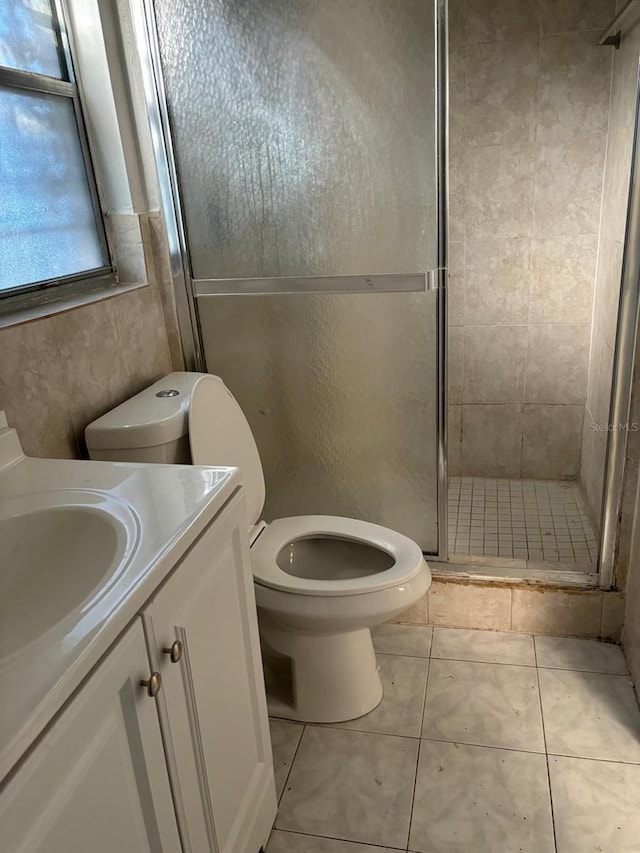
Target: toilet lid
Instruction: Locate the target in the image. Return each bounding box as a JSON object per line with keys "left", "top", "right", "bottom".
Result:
{"left": 188, "top": 374, "right": 266, "bottom": 527}
{"left": 251, "top": 515, "right": 426, "bottom": 596}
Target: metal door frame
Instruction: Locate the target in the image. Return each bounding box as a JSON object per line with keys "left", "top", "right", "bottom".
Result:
{"left": 434, "top": 0, "right": 449, "bottom": 560}
{"left": 598, "top": 39, "right": 640, "bottom": 589}
{"left": 129, "top": 0, "right": 204, "bottom": 372}
{"left": 129, "top": 0, "right": 449, "bottom": 557}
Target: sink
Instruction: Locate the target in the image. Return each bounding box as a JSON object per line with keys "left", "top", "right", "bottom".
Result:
{"left": 0, "top": 413, "right": 238, "bottom": 783}
{"left": 0, "top": 492, "right": 138, "bottom": 659}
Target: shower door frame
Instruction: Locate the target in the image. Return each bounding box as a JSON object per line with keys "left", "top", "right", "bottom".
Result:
{"left": 435, "top": 16, "right": 640, "bottom": 590}
{"left": 129, "top": 0, "right": 450, "bottom": 560}
{"left": 599, "top": 46, "right": 640, "bottom": 590}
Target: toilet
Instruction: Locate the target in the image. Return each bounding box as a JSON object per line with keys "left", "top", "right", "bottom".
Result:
{"left": 86, "top": 372, "right": 431, "bottom": 723}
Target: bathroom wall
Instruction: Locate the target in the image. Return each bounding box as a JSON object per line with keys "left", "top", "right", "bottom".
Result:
{"left": 580, "top": 10, "right": 640, "bottom": 526}
{"left": 0, "top": 213, "right": 179, "bottom": 459}
{"left": 0, "top": 0, "right": 183, "bottom": 460}
{"left": 448, "top": 0, "right": 615, "bottom": 479}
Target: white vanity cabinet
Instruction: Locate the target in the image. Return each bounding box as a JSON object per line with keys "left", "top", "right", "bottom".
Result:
{"left": 0, "top": 490, "right": 276, "bottom": 853}
{"left": 0, "top": 620, "right": 182, "bottom": 853}
{"left": 142, "top": 491, "right": 277, "bottom": 853}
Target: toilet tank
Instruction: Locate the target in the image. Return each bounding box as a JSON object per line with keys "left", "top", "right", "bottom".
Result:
{"left": 85, "top": 372, "right": 206, "bottom": 463}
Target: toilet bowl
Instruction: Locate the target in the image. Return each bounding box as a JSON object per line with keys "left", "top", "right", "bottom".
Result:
{"left": 251, "top": 515, "right": 430, "bottom": 721}
{"left": 85, "top": 372, "right": 432, "bottom": 723}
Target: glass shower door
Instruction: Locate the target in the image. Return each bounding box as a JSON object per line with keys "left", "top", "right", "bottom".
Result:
{"left": 150, "top": 0, "right": 443, "bottom": 551}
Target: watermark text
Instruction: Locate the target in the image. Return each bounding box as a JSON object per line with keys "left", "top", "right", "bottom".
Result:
{"left": 589, "top": 422, "right": 639, "bottom": 432}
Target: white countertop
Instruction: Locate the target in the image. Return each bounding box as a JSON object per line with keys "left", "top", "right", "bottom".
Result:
{"left": 0, "top": 424, "right": 239, "bottom": 782}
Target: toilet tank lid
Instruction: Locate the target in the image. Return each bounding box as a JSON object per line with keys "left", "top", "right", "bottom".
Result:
{"left": 85, "top": 372, "right": 207, "bottom": 450}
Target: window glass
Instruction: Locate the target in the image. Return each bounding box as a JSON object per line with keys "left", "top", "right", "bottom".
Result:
{"left": 0, "top": 0, "right": 63, "bottom": 79}
{"left": 0, "top": 87, "right": 104, "bottom": 290}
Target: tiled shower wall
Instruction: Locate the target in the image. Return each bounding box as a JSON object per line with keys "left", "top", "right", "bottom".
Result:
{"left": 580, "top": 11, "right": 640, "bottom": 526}
{"left": 448, "top": 0, "right": 615, "bottom": 480}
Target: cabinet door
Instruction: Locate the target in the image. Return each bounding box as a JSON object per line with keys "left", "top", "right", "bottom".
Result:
{"left": 143, "top": 491, "right": 276, "bottom": 853}
{"left": 0, "top": 620, "right": 181, "bottom": 853}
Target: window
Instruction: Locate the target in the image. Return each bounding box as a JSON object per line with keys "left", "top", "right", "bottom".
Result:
{"left": 0, "top": 0, "right": 112, "bottom": 298}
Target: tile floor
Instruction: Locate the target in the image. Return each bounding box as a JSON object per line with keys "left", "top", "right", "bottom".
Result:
{"left": 266, "top": 624, "right": 640, "bottom": 853}
{"left": 448, "top": 477, "right": 598, "bottom": 566}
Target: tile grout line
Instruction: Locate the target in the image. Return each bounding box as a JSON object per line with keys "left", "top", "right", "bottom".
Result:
{"left": 406, "top": 727, "right": 424, "bottom": 852}
{"left": 418, "top": 733, "right": 547, "bottom": 756}
{"left": 275, "top": 723, "right": 306, "bottom": 807}
{"left": 269, "top": 826, "right": 406, "bottom": 852}
{"left": 544, "top": 751, "right": 640, "bottom": 767}
{"left": 537, "top": 666, "right": 631, "bottom": 679}
{"left": 407, "top": 629, "right": 431, "bottom": 851}
{"left": 308, "top": 722, "right": 422, "bottom": 742}
{"left": 375, "top": 647, "right": 626, "bottom": 676}
{"left": 429, "top": 654, "right": 536, "bottom": 667}
{"left": 533, "top": 636, "right": 559, "bottom": 853}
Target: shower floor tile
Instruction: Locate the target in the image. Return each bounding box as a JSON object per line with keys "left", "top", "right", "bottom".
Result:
{"left": 448, "top": 477, "right": 597, "bottom": 566}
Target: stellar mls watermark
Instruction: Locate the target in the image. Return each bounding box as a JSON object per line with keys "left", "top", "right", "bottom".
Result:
{"left": 589, "top": 421, "right": 639, "bottom": 432}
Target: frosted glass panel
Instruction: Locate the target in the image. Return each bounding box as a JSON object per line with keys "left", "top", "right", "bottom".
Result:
{"left": 0, "top": 0, "right": 62, "bottom": 78}
{"left": 198, "top": 291, "right": 439, "bottom": 551}
{"left": 155, "top": 0, "right": 437, "bottom": 280}
{"left": 0, "top": 88, "right": 104, "bottom": 290}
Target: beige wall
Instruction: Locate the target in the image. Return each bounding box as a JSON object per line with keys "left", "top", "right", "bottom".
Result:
{"left": 0, "top": 212, "right": 182, "bottom": 459}
{"left": 580, "top": 15, "right": 640, "bottom": 527}
{"left": 448, "top": 0, "right": 614, "bottom": 479}
{"left": 0, "top": 0, "right": 187, "bottom": 461}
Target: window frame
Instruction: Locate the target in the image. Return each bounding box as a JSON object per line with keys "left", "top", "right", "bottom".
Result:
{"left": 0, "top": 0, "right": 114, "bottom": 303}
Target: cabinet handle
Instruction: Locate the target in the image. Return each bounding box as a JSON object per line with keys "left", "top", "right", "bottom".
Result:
{"left": 140, "top": 671, "right": 162, "bottom": 697}
{"left": 163, "top": 640, "right": 183, "bottom": 663}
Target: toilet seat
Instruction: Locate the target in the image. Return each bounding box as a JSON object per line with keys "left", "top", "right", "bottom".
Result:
{"left": 251, "top": 515, "right": 425, "bottom": 597}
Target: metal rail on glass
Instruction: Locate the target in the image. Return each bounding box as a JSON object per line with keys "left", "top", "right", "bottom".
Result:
{"left": 194, "top": 272, "right": 438, "bottom": 297}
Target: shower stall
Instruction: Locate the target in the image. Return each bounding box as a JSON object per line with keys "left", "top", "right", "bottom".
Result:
{"left": 130, "top": 0, "right": 640, "bottom": 589}
{"left": 445, "top": 0, "right": 640, "bottom": 585}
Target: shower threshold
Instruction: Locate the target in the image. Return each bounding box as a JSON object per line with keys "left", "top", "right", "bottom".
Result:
{"left": 434, "top": 556, "right": 599, "bottom": 588}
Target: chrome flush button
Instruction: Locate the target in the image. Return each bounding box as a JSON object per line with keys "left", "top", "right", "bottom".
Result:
{"left": 156, "top": 389, "right": 180, "bottom": 398}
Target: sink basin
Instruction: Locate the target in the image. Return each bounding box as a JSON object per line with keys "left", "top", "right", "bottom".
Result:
{"left": 0, "top": 492, "right": 138, "bottom": 659}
